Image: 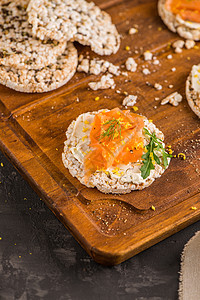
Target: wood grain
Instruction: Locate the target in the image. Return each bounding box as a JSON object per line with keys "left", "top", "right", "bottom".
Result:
{"left": 0, "top": 0, "right": 200, "bottom": 265}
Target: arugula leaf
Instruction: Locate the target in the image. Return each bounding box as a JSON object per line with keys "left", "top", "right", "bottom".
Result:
{"left": 140, "top": 128, "right": 172, "bottom": 179}
{"left": 140, "top": 154, "right": 155, "bottom": 179}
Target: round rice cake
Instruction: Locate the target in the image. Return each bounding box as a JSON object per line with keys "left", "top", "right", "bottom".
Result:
{"left": 27, "top": 0, "right": 120, "bottom": 56}
{"left": 0, "top": 42, "right": 78, "bottom": 93}
{"left": 62, "top": 108, "right": 171, "bottom": 194}
{"left": 158, "top": 0, "right": 200, "bottom": 41}
{"left": 0, "top": 0, "right": 66, "bottom": 69}
{"left": 186, "top": 64, "right": 200, "bottom": 118}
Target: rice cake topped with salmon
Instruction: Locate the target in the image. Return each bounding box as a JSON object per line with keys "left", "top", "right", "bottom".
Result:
{"left": 158, "top": 0, "right": 200, "bottom": 40}
{"left": 186, "top": 64, "right": 200, "bottom": 118}
{"left": 62, "top": 108, "right": 171, "bottom": 194}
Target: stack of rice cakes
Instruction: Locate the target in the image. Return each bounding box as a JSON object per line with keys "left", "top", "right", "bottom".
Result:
{"left": 0, "top": 0, "right": 120, "bottom": 93}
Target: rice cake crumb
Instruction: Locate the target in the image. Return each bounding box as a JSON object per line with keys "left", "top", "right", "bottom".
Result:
{"left": 154, "top": 83, "right": 163, "bottom": 90}
{"left": 77, "top": 59, "right": 90, "bottom": 73}
{"left": 172, "top": 40, "right": 185, "bottom": 49}
{"left": 88, "top": 74, "right": 115, "bottom": 90}
{"left": 77, "top": 58, "right": 120, "bottom": 76}
{"left": 153, "top": 59, "right": 160, "bottom": 65}
{"left": 122, "top": 95, "right": 137, "bottom": 107}
{"left": 125, "top": 57, "right": 137, "bottom": 72}
{"left": 167, "top": 54, "right": 173, "bottom": 59}
{"left": 161, "top": 92, "right": 183, "bottom": 106}
{"left": 129, "top": 27, "right": 138, "bottom": 35}
{"left": 185, "top": 40, "right": 196, "bottom": 49}
{"left": 175, "top": 47, "right": 182, "bottom": 54}
{"left": 144, "top": 51, "right": 153, "bottom": 61}
{"left": 143, "top": 68, "right": 151, "bottom": 75}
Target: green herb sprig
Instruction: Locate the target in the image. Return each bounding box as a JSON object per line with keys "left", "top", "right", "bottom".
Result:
{"left": 99, "top": 118, "right": 122, "bottom": 141}
{"left": 140, "top": 128, "right": 172, "bottom": 179}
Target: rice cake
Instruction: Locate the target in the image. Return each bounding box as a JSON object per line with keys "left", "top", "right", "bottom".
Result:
{"left": 158, "top": 0, "right": 200, "bottom": 41}
{"left": 186, "top": 64, "right": 200, "bottom": 118}
{"left": 0, "top": 42, "right": 78, "bottom": 93}
{"left": 0, "top": 0, "right": 66, "bottom": 70}
{"left": 27, "top": 0, "right": 120, "bottom": 56}
{"left": 62, "top": 108, "right": 171, "bottom": 194}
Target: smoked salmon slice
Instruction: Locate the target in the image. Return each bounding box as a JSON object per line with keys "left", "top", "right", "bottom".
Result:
{"left": 84, "top": 108, "right": 145, "bottom": 182}
{"left": 166, "top": 0, "right": 200, "bottom": 23}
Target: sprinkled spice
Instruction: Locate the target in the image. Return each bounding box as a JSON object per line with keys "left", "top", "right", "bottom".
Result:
{"left": 132, "top": 106, "right": 138, "bottom": 111}
{"left": 191, "top": 207, "right": 197, "bottom": 210}
{"left": 178, "top": 153, "right": 186, "bottom": 160}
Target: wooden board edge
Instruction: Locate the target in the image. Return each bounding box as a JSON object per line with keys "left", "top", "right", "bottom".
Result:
{"left": 90, "top": 192, "right": 200, "bottom": 265}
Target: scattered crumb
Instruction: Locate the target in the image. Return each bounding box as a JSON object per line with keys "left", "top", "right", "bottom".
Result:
{"left": 171, "top": 67, "right": 176, "bottom": 72}
{"left": 153, "top": 59, "right": 160, "bottom": 65}
{"left": 78, "top": 54, "right": 84, "bottom": 62}
{"left": 108, "top": 63, "right": 121, "bottom": 76}
{"left": 175, "top": 47, "right": 182, "bottom": 54}
{"left": 77, "top": 58, "right": 120, "bottom": 76}
{"left": 172, "top": 40, "right": 185, "bottom": 49}
{"left": 168, "top": 84, "right": 173, "bottom": 89}
{"left": 161, "top": 92, "right": 183, "bottom": 106}
{"left": 154, "top": 83, "right": 162, "bottom": 90}
{"left": 122, "top": 95, "right": 137, "bottom": 107}
{"left": 125, "top": 57, "right": 137, "bottom": 72}
{"left": 129, "top": 27, "right": 138, "bottom": 35}
{"left": 185, "top": 40, "right": 195, "bottom": 49}
{"left": 77, "top": 58, "right": 89, "bottom": 73}
{"left": 167, "top": 54, "right": 173, "bottom": 59}
{"left": 144, "top": 51, "right": 153, "bottom": 61}
{"left": 88, "top": 74, "right": 115, "bottom": 90}
{"left": 121, "top": 71, "right": 128, "bottom": 76}
{"left": 155, "top": 97, "right": 160, "bottom": 101}
{"left": 142, "top": 68, "right": 151, "bottom": 75}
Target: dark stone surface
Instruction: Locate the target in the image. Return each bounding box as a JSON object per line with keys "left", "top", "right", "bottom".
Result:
{"left": 0, "top": 149, "right": 199, "bottom": 300}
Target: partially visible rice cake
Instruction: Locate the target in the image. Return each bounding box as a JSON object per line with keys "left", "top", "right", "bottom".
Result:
{"left": 62, "top": 108, "right": 171, "bottom": 194}
{"left": 0, "top": 0, "right": 66, "bottom": 69}
{"left": 158, "top": 0, "right": 200, "bottom": 40}
{"left": 27, "top": 0, "right": 120, "bottom": 56}
{"left": 186, "top": 64, "right": 200, "bottom": 118}
{"left": 0, "top": 43, "right": 78, "bottom": 93}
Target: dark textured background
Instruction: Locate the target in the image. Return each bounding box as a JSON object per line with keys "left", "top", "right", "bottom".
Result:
{"left": 0, "top": 149, "right": 199, "bottom": 300}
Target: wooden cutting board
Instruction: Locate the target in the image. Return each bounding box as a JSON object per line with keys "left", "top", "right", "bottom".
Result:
{"left": 0, "top": 0, "right": 200, "bottom": 265}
